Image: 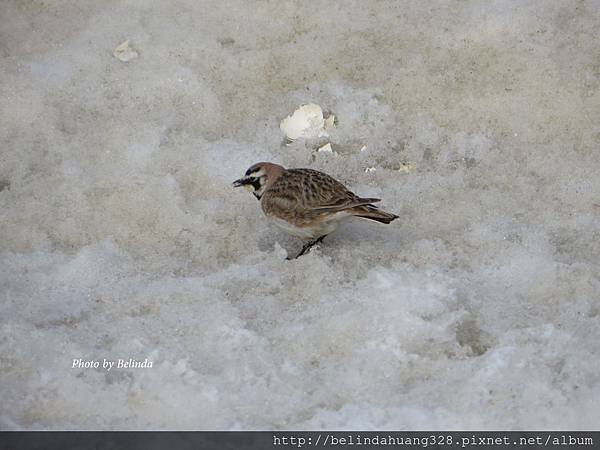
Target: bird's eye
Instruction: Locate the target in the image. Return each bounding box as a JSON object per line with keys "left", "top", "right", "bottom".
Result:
{"left": 245, "top": 168, "right": 255, "bottom": 176}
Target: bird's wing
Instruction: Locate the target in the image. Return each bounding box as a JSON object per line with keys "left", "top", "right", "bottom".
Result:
{"left": 284, "top": 169, "right": 380, "bottom": 212}
{"left": 309, "top": 197, "right": 381, "bottom": 212}
{"left": 263, "top": 168, "right": 381, "bottom": 217}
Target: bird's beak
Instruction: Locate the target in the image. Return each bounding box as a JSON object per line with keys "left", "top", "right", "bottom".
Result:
{"left": 232, "top": 178, "right": 246, "bottom": 188}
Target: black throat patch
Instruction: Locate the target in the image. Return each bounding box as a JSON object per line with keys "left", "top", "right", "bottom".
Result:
{"left": 250, "top": 178, "right": 262, "bottom": 191}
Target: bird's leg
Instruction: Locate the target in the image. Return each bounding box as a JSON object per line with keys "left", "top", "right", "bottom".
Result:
{"left": 295, "top": 240, "right": 317, "bottom": 258}
{"left": 287, "top": 235, "right": 328, "bottom": 260}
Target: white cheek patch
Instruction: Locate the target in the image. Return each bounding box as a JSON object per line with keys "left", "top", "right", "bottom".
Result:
{"left": 243, "top": 184, "right": 254, "bottom": 192}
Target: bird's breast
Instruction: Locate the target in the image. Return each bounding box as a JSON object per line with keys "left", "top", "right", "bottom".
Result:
{"left": 265, "top": 211, "right": 351, "bottom": 241}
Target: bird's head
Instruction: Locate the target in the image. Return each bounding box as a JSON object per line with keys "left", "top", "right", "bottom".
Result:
{"left": 233, "top": 162, "right": 284, "bottom": 200}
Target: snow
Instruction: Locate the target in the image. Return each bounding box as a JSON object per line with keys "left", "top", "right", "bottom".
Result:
{"left": 1, "top": 0, "right": 599, "bottom": 430}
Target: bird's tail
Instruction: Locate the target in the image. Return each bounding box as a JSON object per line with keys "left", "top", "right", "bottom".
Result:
{"left": 352, "top": 204, "right": 398, "bottom": 224}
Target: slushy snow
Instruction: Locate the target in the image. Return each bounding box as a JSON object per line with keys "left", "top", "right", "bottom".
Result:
{"left": 1, "top": 0, "right": 599, "bottom": 430}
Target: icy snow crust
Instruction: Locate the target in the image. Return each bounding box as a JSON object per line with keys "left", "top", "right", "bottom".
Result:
{"left": 1, "top": 0, "right": 599, "bottom": 430}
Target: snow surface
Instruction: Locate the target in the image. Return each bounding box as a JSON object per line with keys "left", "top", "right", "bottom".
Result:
{"left": 1, "top": 0, "right": 600, "bottom": 430}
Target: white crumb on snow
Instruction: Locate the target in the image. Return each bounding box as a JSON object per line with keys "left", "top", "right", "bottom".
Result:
{"left": 397, "top": 162, "right": 416, "bottom": 173}
{"left": 323, "top": 114, "right": 336, "bottom": 130}
{"left": 316, "top": 143, "right": 334, "bottom": 153}
{"left": 113, "top": 40, "right": 138, "bottom": 62}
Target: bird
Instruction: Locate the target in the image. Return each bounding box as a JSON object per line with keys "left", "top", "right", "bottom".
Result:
{"left": 233, "top": 162, "right": 398, "bottom": 259}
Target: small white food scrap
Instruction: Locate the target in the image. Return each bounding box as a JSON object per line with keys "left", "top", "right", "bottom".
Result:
{"left": 323, "top": 114, "right": 336, "bottom": 130}
{"left": 113, "top": 40, "right": 138, "bottom": 62}
{"left": 397, "top": 162, "right": 416, "bottom": 173}
{"left": 317, "top": 143, "right": 334, "bottom": 153}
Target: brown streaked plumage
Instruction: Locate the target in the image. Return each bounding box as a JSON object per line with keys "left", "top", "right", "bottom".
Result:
{"left": 233, "top": 162, "right": 398, "bottom": 259}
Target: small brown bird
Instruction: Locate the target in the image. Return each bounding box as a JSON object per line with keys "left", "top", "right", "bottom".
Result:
{"left": 233, "top": 162, "right": 398, "bottom": 259}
